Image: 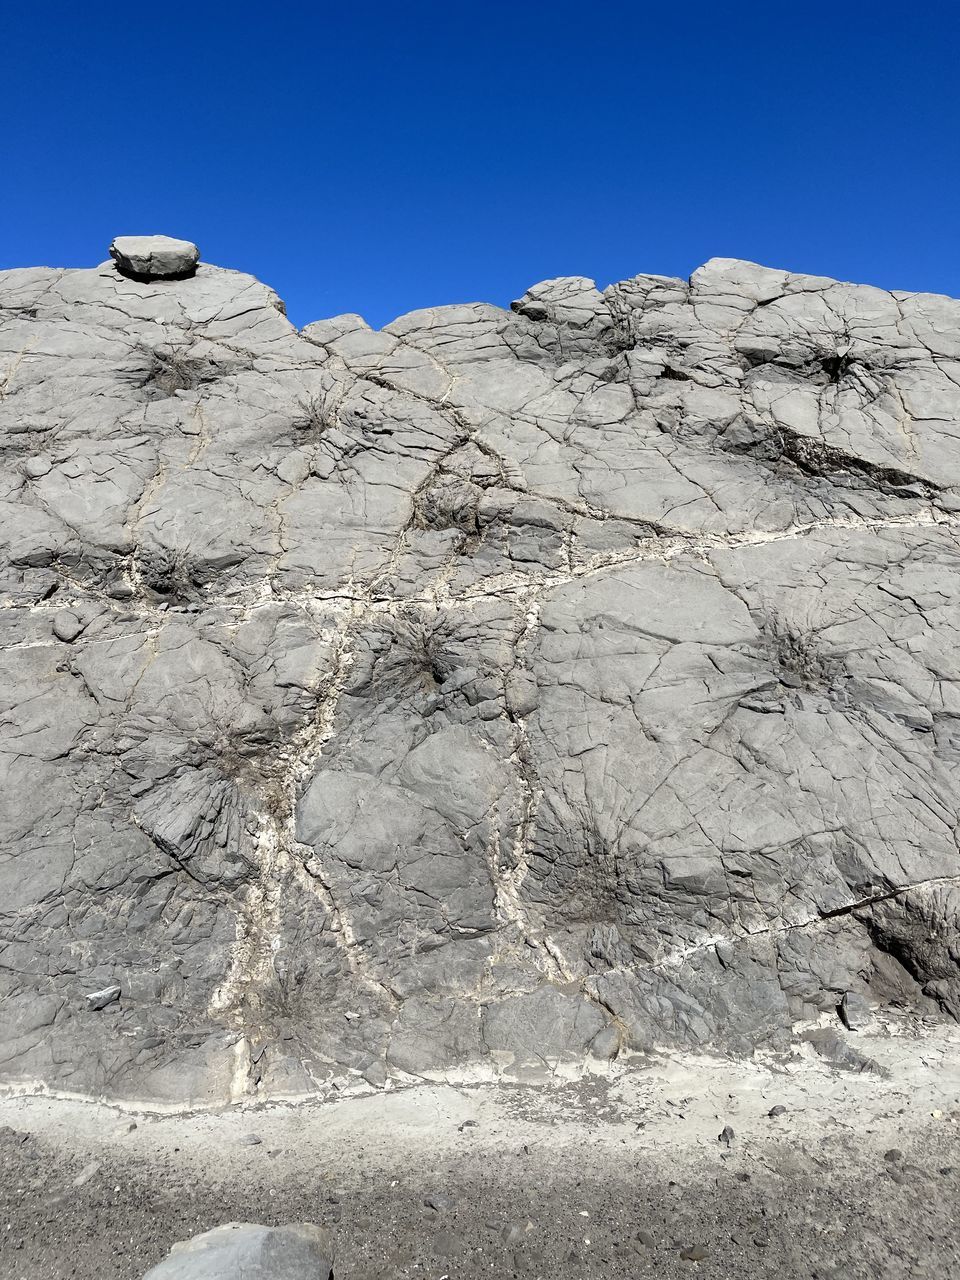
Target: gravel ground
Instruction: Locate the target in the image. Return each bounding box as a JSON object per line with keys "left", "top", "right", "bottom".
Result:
{"left": 2, "top": 1028, "right": 959, "bottom": 1278}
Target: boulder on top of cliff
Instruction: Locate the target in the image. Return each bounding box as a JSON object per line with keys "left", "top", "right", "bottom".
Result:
{"left": 109, "top": 234, "right": 200, "bottom": 280}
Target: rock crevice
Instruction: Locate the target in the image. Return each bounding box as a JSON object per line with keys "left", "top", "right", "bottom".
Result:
{"left": 2, "top": 248, "right": 960, "bottom": 1102}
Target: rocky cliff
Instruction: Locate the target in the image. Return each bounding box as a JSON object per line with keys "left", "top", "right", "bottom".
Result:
{"left": 2, "top": 242, "right": 959, "bottom": 1103}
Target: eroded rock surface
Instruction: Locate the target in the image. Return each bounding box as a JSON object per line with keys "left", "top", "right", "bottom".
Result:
{"left": 2, "top": 248, "right": 960, "bottom": 1102}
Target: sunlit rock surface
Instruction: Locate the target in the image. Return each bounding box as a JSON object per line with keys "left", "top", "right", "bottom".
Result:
{"left": 2, "top": 247, "right": 960, "bottom": 1102}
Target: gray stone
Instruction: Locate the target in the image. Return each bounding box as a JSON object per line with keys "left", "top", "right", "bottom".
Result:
{"left": 110, "top": 235, "right": 199, "bottom": 281}
{"left": 424, "top": 1191, "right": 455, "bottom": 1211}
{"left": 839, "top": 991, "right": 875, "bottom": 1031}
{"left": 142, "top": 1222, "right": 333, "bottom": 1279}
{"left": 500, "top": 1223, "right": 529, "bottom": 1246}
{"left": 52, "top": 610, "right": 84, "bottom": 643}
{"left": 71, "top": 1161, "right": 101, "bottom": 1188}
{"left": 1, "top": 249, "right": 960, "bottom": 1102}
{"left": 680, "top": 1243, "right": 710, "bottom": 1262}
{"left": 84, "top": 986, "right": 121, "bottom": 1011}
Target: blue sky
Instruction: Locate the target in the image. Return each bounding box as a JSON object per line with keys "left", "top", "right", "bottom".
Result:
{"left": 3, "top": 3, "right": 959, "bottom": 328}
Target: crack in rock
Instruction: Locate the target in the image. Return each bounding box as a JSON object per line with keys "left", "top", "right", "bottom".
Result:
{"left": 3, "top": 251, "right": 960, "bottom": 1102}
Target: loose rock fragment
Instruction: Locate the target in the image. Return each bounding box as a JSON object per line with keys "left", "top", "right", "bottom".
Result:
{"left": 71, "top": 1161, "right": 101, "bottom": 1188}
{"left": 424, "top": 1191, "right": 455, "bottom": 1212}
{"left": 839, "top": 992, "right": 874, "bottom": 1032}
{"left": 84, "top": 986, "right": 121, "bottom": 1011}
{"left": 110, "top": 234, "right": 199, "bottom": 280}
{"left": 52, "top": 610, "right": 84, "bottom": 642}
{"left": 142, "top": 1222, "right": 334, "bottom": 1279}
{"left": 680, "top": 1242, "right": 710, "bottom": 1262}
{"left": 500, "top": 1222, "right": 534, "bottom": 1246}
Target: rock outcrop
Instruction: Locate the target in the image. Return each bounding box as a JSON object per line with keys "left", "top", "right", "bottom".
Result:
{"left": 2, "top": 244, "right": 960, "bottom": 1103}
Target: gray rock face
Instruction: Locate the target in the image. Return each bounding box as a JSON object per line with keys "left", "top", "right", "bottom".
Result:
{"left": 110, "top": 235, "right": 200, "bottom": 280}
{"left": 142, "top": 1222, "right": 333, "bottom": 1279}
{"left": 2, "top": 248, "right": 960, "bottom": 1102}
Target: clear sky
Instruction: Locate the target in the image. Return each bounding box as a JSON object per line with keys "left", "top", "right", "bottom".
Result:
{"left": 4, "top": 3, "right": 959, "bottom": 328}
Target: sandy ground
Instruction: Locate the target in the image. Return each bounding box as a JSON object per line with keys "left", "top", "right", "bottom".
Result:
{"left": 1, "top": 1019, "right": 959, "bottom": 1279}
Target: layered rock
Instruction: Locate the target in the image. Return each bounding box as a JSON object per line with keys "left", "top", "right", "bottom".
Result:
{"left": 2, "top": 245, "right": 960, "bottom": 1102}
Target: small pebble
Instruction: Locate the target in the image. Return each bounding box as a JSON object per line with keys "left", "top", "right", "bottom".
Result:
{"left": 838, "top": 991, "right": 873, "bottom": 1031}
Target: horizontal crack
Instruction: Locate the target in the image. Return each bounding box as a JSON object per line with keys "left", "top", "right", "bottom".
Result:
{"left": 592, "top": 872, "right": 960, "bottom": 983}
{"left": 6, "top": 507, "right": 958, "bottom": 621}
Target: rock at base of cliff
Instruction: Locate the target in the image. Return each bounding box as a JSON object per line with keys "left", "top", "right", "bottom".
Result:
{"left": 141, "top": 1222, "right": 334, "bottom": 1279}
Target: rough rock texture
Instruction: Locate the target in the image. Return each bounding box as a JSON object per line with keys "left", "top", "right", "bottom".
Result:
{"left": 109, "top": 236, "right": 200, "bottom": 281}
{"left": 142, "top": 1222, "right": 333, "bottom": 1279}
{"left": 2, "top": 247, "right": 960, "bottom": 1102}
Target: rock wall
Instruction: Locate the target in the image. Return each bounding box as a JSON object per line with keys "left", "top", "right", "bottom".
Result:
{"left": 2, "top": 247, "right": 960, "bottom": 1102}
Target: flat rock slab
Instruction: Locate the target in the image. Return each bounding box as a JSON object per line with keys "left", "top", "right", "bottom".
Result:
{"left": 142, "top": 1222, "right": 334, "bottom": 1279}
{"left": 110, "top": 234, "right": 199, "bottom": 279}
